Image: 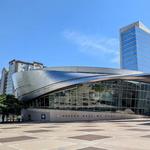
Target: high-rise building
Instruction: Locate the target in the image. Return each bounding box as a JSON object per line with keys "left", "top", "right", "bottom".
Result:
{"left": 120, "top": 21, "right": 150, "bottom": 72}
{"left": 0, "top": 68, "right": 8, "bottom": 94}
{"left": 0, "top": 59, "right": 44, "bottom": 95}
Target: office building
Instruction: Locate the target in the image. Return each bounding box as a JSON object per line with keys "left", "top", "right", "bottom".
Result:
{"left": 0, "top": 68, "right": 8, "bottom": 94}
{"left": 120, "top": 21, "right": 150, "bottom": 72}
{"left": 0, "top": 59, "right": 44, "bottom": 95}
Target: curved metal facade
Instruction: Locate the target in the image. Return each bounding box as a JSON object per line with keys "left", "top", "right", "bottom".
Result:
{"left": 12, "top": 66, "right": 150, "bottom": 101}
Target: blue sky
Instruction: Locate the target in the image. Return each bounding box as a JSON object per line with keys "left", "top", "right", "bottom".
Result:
{"left": 0, "top": 0, "right": 150, "bottom": 71}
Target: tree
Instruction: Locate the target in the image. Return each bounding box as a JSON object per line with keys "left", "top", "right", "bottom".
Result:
{"left": 0, "top": 94, "right": 22, "bottom": 123}
{"left": 0, "top": 94, "right": 8, "bottom": 123}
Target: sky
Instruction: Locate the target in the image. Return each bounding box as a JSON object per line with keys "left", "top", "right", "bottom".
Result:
{"left": 0, "top": 0, "right": 150, "bottom": 71}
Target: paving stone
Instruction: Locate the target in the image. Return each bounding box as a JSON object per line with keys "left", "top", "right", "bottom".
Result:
{"left": 24, "top": 129, "right": 52, "bottom": 133}
{"left": 139, "top": 123, "right": 150, "bottom": 126}
{"left": 127, "top": 128, "right": 150, "bottom": 131}
{"left": 0, "top": 136, "right": 37, "bottom": 143}
{"left": 77, "top": 129, "right": 103, "bottom": 132}
{"left": 118, "top": 125, "right": 134, "bottom": 127}
{"left": 78, "top": 147, "right": 107, "bottom": 150}
{"left": 0, "top": 118, "right": 150, "bottom": 150}
{"left": 69, "top": 134, "right": 111, "bottom": 141}
{"left": 20, "top": 124, "right": 33, "bottom": 126}
{"left": 0, "top": 127, "right": 20, "bottom": 129}
{"left": 142, "top": 135, "right": 150, "bottom": 138}
{"left": 80, "top": 126, "right": 98, "bottom": 127}
{"left": 40, "top": 126, "right": 59, "bottom": 128}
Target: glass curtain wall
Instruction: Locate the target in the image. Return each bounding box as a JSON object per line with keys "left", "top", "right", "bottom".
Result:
{"left": 27, "top": 80, "right": 150, "bottom": 115}
{"left": 120, "top": 27, "right": 138, "bottom": 70}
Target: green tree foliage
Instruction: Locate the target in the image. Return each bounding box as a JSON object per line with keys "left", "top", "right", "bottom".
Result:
{"left": 0, "top": 94, "right": 22, "bottom": 123}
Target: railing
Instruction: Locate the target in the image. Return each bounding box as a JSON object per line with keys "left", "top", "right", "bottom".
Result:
{"left": 0, "top": 114, "right": 22, "bottom": 123}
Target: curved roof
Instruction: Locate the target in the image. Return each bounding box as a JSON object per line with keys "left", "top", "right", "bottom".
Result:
{"left": 44, "top": 66, "right": 142, "bottom": 74}
{"left": 12, "top": 66, "right": 150, "bottom": 101}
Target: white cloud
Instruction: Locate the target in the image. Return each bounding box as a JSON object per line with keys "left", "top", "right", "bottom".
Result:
{"left": 63, "top": 30, "right": 119, "bottom": 64}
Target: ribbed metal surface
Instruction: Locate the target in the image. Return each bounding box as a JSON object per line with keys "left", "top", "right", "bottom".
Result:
{"left": 12, "top": 66, "right": 149, "bottom": 101}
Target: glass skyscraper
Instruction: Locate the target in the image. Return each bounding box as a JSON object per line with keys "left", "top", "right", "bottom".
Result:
{"left": 120, "top": 21, "right": 150, "bottom": 73}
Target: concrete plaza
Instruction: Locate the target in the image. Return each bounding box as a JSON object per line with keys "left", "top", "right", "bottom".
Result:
{"left": 0, "top": 118, "right": 150, "bottom": 150}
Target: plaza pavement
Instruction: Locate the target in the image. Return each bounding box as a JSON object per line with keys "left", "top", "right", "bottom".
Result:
{"left": 0, "top": 118, "right": 150, "bottom": 150}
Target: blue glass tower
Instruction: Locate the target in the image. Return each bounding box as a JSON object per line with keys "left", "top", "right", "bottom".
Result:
{"left": 120, "top": 21, "right": 150, "bottom": 73}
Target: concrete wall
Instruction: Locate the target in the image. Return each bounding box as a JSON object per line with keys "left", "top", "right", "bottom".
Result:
{"left": 21, "top": 108, "right": 141, "bottom": 122}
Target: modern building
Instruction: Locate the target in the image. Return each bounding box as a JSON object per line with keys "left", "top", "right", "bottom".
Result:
{"left": 12, "top": 66, "right": 150, "bottom": 122}
{"left": 120, "top": 21, "right": 150, "bottom": 72}
{"left": 0, "top": 68, "right": 8, "bottom": 94}
{"left": 2, "top": 21, "right": 150, "bottom": 122}
{"left": 0, "top": 59, "right": 44, "bottom": 95}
